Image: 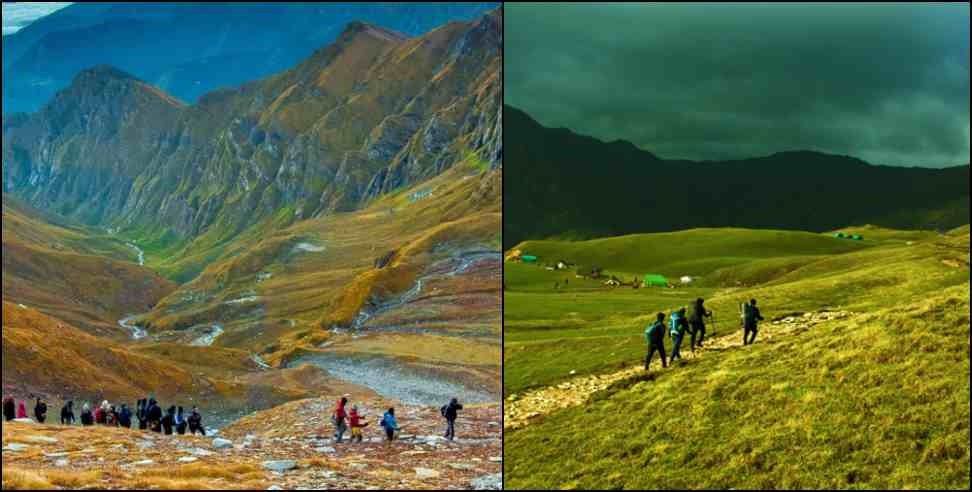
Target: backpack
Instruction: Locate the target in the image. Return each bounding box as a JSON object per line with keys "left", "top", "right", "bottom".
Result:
{"left": 380, "top": 414, "right": 389, "bottom": 429}
{"left": 743, "top": 303, "right": 756, "bottom": 325}
{"left": 646, "top": 321, "right": 662, "bottom": 341}
{"left": 440, "top": 405, "right": 448, "bottom": 418}
{"left": 669, "top": 312, "right": 681, "bottom": 335}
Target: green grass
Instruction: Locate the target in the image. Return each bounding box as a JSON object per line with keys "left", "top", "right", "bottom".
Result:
{"left": 504, "top": 227, "right": 970, "bottom": 489}
{"left": 513, "top": 228, "right": 875, "bottom": 279}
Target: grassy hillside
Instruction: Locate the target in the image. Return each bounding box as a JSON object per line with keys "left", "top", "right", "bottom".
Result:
{"left": 123, "top": 162, "right": 503, "bottom": 399}
{"left": 504, "top": 227, "right": 970, "bottom": 489}
{"left": 2, "top": 197, "right": 177, "bottom": 337}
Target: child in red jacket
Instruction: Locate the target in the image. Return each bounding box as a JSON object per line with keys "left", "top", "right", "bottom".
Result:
{"left": 349, "top": 405, "right": 369, "bottom": 443}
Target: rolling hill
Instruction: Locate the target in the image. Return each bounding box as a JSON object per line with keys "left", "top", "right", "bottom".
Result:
{"left": 503, "top": 226, "right": 970, "bottom": 489}
{"left": 504, "top": 105, "right": 970, "bottom": 249}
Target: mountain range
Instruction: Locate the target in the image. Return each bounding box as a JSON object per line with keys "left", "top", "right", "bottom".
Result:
{"left": 504, "top": 105, "right": 970, "bottom": 249}
{"left": 4, "top": 11, "right": 502, "bottom": 282}
{"left": 2, "top": 7, "right": 502, "bottom": 420}
{"left": 1, "top": 2, "right": 498, "bottom": 114}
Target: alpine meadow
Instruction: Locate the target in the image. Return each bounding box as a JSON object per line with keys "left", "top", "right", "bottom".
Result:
{"left": 503, "top": 3, "right": 970, "bottom": 490}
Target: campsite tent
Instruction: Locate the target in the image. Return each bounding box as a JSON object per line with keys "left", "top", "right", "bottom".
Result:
{"left": 521, "top": 255, "right": 538, "bottom": 263}
{"left": 850, "top": 234, "right": 863, "bottom": 241}
{"left": 834, "top": 232, "right": 846, "bottom": 238}
{"left": 644, "top": 274, "right": 668, "bottom": 287}
{"left": 577, "top": 265, "right": 603, "bottom": 278}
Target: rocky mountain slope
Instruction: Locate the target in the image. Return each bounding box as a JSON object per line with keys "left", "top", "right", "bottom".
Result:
{"left": 504, "top": 105, "right": 969, "bottom": 249}
{"left": 3, "top": 9, "right": 502, "bottom": 282}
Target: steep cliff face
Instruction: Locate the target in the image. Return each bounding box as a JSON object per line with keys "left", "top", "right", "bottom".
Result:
{"left": 2, "top": 9, "right": 503, "bottom": 243}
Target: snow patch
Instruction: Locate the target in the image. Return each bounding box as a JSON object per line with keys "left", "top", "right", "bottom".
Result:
{"left": 292, "top": 242, "right": 326, "bottom": 253}
{"left": 191, "top": 325, "right": 224, "bottom": 347}
{"left": 224, "top": 296, "right": 259, "bottom": 305}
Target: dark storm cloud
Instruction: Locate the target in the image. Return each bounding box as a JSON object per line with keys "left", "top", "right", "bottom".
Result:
{"left": 506, "top": 2, "right": 970, "bottom": 167}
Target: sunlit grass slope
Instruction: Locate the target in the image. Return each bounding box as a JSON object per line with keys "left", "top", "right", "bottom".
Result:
{"left": 504, "top": 228, "right": 970, "bottom": 489}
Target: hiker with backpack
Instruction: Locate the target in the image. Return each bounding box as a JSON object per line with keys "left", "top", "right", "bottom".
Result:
{"left": 3, "top": 396, "right": 15, "bottom": 422}
{"left": 175, "top": 406, "right": 187, "bottom": 435}
{"left": 442, "top": 398, "right": 463, "bottom": 441}
{"left": 136, "top": 399, "right": 148, "bottom": 430}
{"left": 162, "top": 406, "right": 176, "bottom": 435}
{"left": 689, "top": 298, "right": 713, "bottom": 351}
{"left": 33, "top": 398, "right": 48, "bottom": 424}
{"left": 644, "top": 312, "right": 668, "bottom": 370}
{"left": 743, "top": 298, "right": 764, "bottom": 345}
{"left": 147, "top": 398, "right": 163, "bottom": 433}
{"left": 80, "top": 403, "right": 94, "bottom": 426}
{"left": 119, "top": 404, "right": 133, "bottom": 429}
{"left": 332, "top": 397, "right": 349, "bottom": 443}
{"left": 61, "top": 401, "right": 76, "bottom": 425}
{"left": 669, "top": 307, "right": 690, "bottom": 362}
{"left": 380, "top": 407, "right": 400, "bottom": 442}
{"left": 187, "top": 406, "right": 205, "bottom": 435}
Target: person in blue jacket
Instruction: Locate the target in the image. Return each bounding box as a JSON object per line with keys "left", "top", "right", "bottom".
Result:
{"left": 644, "top": 313, "right": 667, "bottom": 370}
{"left": 380, "top": 407, "right": 400, "bottom": 442}
{"left": 669, "top": 307, "right": 689, "bottom": 362}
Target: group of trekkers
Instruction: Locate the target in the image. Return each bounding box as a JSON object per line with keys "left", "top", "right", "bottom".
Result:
{"left": 331, "top": 396, "right": 464, "bottom": 444}
{"left": 644, "top": 297, "right": 764, "bottom": 370}
{"left": 3, "top": 395, "right": 206, "bottom": 436}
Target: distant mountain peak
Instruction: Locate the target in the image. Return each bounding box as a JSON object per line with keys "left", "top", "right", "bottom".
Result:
{"left": 74, "top": 64, "right": 138, "bottom": 83}
{"left": 338, "top": 20, "right": 407, "bottom": 44}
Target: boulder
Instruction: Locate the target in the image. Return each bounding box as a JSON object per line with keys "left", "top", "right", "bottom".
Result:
{"left": 213, "top": 438, "right": 233, "bottom": 449}
{"left": 262, "top": 460, "right": 298, "bottom": 473}
{"left": 132, "top": 459, "right": 154, "bottom": 466}
{"left": 471, "top": 474, "right": 503, "bottom": 490}
{"left": 25, "top": 435, "right": 58, "bottom": 444}
{"left": 3, "top": 443, "right": 29, "bottom": 452}
{"left": 178, "top": 456, "right": 199, "bottom": 463}
{"left": 415, "top": 468, "right": 441, "bottom": 480}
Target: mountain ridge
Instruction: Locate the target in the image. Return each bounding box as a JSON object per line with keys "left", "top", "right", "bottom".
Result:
{"left": 2, "top": 3, "right": 500, "bottom": 114}
{"left": 504, "top": 104, "right": 969, "bottom": 249}
{"left": 4, "top": 11, "right": 502, "bottom": 282}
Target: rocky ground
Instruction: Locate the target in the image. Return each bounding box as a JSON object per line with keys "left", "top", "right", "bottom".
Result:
{"left": 504, "top": 310, "right": 856, "bottom": 430}
{"left": 2, "top": 398, "right": 502, "bottom": 490}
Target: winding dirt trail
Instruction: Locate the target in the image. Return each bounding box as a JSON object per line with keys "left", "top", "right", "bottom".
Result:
{"left": 504, "top": 310, "right": 855, "bottom": 430}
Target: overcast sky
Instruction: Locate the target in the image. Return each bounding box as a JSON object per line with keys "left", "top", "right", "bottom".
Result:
{"left": 506, "top": 3, "right": 970, "bottom": 167}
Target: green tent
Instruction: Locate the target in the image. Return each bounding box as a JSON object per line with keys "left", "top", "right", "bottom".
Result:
{"left": 834, "top": 232, "right": 846, "bottom": 238}
{"left": 521, "top": 255, "right": 538, "bottom": 263}
{"left": 643, "top": 274, "right": 668, "bottom": 287}
{"left": 850, "top": 234, "right": 863, "bottom": 241}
